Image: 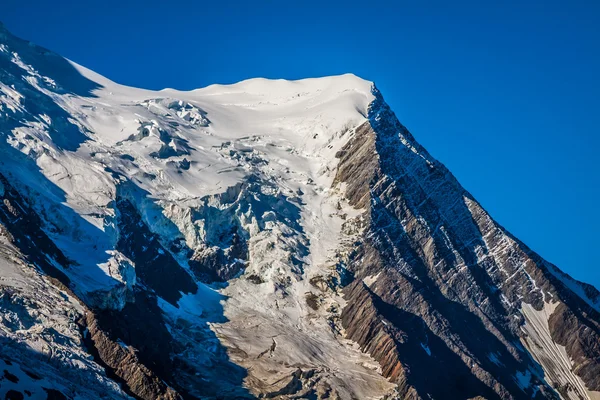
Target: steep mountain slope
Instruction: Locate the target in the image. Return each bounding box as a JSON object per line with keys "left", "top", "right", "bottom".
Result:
{"left": 0, "top": 23, "right": 598, "bottom": 400}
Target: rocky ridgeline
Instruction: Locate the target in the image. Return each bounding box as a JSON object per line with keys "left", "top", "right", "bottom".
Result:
{"left": 334, "top": 88, "right": 600, "bottom": 400}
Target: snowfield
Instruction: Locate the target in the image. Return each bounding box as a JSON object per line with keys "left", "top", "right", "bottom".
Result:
{"left": 0, "top": 24, "right": 395, "bottom": 398}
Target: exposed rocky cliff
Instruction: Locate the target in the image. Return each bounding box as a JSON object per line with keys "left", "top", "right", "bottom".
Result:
{"left": 335, "top": 89, "right": 600, "bottom": 400}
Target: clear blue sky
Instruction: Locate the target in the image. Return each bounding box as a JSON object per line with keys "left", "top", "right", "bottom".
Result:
{"left": 1, "top": 0, "right": 599, "bottom": 288}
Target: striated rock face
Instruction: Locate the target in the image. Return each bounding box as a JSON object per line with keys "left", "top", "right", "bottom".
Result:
{"left": 341, "top": 280, "right": 503, "bottom": 400}
{"left": 82, "top": 309, "right": 181, "bottom": 400}
{"left": 548, "top": 304, "right": 600, "bottom": 391}
{"left": 0, "top": 23, "right": 599, "bottom": 400}
{"left": 334, "top": 88, "right": 600, "bottom": 400}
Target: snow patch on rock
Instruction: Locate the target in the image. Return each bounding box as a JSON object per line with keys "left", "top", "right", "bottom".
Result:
{"left": 521, "top": 302, "right": 600, "bottom": 400}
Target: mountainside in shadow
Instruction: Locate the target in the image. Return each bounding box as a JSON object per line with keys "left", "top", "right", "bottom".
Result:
{"left": 0, "top": 24, "right": 598, "bottom": 400}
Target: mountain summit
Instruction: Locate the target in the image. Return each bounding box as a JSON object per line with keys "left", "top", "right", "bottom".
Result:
{"left": 0, "top": 26, "right": 599, "bottom": 400}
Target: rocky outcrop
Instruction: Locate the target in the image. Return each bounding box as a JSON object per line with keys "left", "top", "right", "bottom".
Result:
{"left": 334, "top": 87, "right": 599, "bottom": 399}
{"left": 342, "top": 280, "right": 503, "bottom": 400}
{"left": 548, "top": 303, "right": 600, "bottom": 390}
{"left": 82, "top": 304, "right": 181, "bottom": 400}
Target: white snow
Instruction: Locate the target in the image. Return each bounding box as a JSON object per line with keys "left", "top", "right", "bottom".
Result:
{"left": 520, "top": 302, "right": 600, "bottom": 400}
{"left": 514, "top": 369, "right": 533, "bottom": 390}
{"left": 420, "top": 342, "right": 432, "bottom": 356}
{"left": 363, "top": 272, "right": 381, "bottom": 287}
{"left": 0, "top": 238, "right": 128, "bottom": 399}
{"left": 0, "top": 40, "right": 393, "bottom": 397}
{"left": 544, "top": 261, "right": 600, "bottom": 313}
{"left": 1, "top": 38, "right": 373, "bottom": 296}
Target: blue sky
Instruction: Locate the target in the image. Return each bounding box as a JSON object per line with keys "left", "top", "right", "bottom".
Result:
{"left": 1, "top": 0, "right": 599, "bottom": 287}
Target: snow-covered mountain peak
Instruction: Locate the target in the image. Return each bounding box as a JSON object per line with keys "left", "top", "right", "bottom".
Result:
{"left": 76, "top": 67, "right": 375, "bottom": 150}
{"left": 188, "top": 73, "right": 373, "bottom": 110}
{"left": 0, "top": 25, "right": 378, "bottom": 315}
{"left": 1, "top": 25, "right": 600, "bottom": 400}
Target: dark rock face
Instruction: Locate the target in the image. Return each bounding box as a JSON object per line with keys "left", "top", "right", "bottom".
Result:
{"left": 334, "top": 87, "right": 600, "bottom": 399}
{"left": 4, "top": 390, "right": 24, "bottom": 400}
{"left": 93, "top": 290, "right": 176, "bottom": 382}
{"left": 342, "top": 281, "right": 502, "bottom": 400}
{"left": 82, "top": 304, "right": 181, "bottom": 400}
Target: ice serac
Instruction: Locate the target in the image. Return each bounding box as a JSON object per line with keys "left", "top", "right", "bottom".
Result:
{"left": 0, "top": 23, "right": 599, "bottom": 400}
